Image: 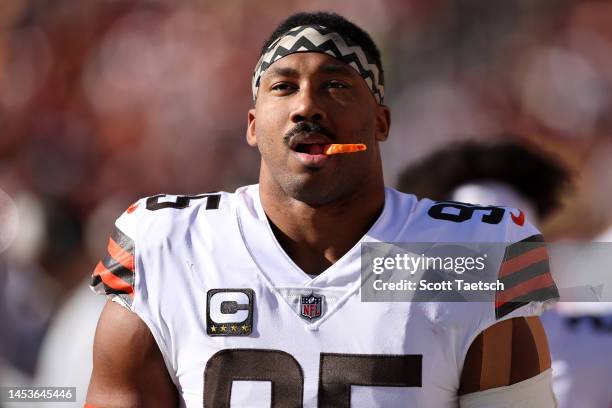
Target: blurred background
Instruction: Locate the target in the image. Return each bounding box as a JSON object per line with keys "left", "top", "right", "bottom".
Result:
{"left": 0, "top": 0, "right": 611, "bottom": 406}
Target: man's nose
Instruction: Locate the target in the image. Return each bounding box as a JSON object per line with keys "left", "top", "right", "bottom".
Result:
{"left": 290, "top": 86, "right": 326, "bottom": 123}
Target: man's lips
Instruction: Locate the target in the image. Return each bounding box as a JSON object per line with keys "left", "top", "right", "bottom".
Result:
{"left": 287, "top": 133, "right": 333, "bottom": 168}
{"left": 286, "top": 135, "right": 331, "bottom": 167}
{"left": 293, "top": 150, "right": 329, "bottom": 167}
{"left": 286, "top": 132, "right": 367, "bottom": 167}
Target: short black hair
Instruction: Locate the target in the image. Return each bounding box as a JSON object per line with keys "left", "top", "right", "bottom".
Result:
{"left": 396, "top": 140, "right": 572, "bottom": 220}
{"left": 261, "top": 11, "right": 384, "bottom": 86}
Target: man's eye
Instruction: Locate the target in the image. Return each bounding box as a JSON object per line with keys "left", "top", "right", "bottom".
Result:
{"left": 327, "top": 81, "right": 348, "bottom": 89}
{"left": 271, "top": 83, "right": 294, "bottom": 91}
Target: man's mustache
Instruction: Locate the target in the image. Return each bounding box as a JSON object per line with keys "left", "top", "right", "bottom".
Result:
{"left": 284, "top": 121, "right": 335, "bottom": 146}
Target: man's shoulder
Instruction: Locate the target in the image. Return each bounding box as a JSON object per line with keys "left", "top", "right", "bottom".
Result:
{"left": 89, "top": 188, "right": 249, "bottom": 308}
{"left": 115, "top": 188, "right": 246, "bottom": 244}
{"left": 388, "top": 190, "right": 557, "bottom": 321}
{"left": 387, "top": 188, "right": 541, "bottom": 244}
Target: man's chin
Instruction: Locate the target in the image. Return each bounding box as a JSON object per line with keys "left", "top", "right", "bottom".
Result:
{"left": 280, "top": 175, "right": 347, "bottom": 207}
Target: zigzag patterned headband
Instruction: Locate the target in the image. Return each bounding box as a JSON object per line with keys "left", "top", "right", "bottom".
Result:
{"left": 252, "top": 25, "right": 384, "bottom": 104}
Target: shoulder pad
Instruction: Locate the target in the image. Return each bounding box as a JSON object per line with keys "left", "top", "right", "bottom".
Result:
{"left": 89, "top": 192, "right": 230, "bottom": 308}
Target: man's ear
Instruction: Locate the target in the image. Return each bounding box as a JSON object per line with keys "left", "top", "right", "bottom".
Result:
{"left": 375, "top": 104, "right": 391, "bottom": 142}
{"left": 246, "top": 108, "right": 257, "bottom": 147}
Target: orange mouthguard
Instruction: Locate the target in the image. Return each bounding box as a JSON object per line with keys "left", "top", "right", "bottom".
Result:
{"left": 323, "top": 143, "right": 367, "bottom": 155}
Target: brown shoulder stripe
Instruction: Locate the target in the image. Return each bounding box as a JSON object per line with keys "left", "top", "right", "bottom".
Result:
{"left": 89, "top": 227, "right": 135, "bottom": 304}
{"left": 497, "top": 274, "right": 556, "bottom": 305}
{"left": 495, "top": 286, "right": 559, "bottom": 320}
{"left": 499, "top": 246, "right": 548, "bottom": 279}
{"left": 499, "top": 258, "right": 550, "bottom": 291}
{"left": 91, "top": 261, "right": 134, "bottom": 296}
{"left": 495, "top": 235, "right": 558, "bottom": 319}
{"left": 503, "top": 234, "right": 545, "bottom": 261}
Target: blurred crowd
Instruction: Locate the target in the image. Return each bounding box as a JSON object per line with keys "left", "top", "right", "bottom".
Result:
{"left": 0, "top": 0, "right": 611, "bottom": 405}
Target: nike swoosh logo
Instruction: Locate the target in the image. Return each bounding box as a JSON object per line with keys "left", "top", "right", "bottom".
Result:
{"left": 126, "top": 202, "right": 140, "bottom": 214}
{"left": 511, "top": 209, "right": 525, "bottom": 226}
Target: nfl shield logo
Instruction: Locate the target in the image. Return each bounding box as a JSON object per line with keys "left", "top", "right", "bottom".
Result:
{"left": 300, "top": 293, "right": 323, "bottom": 320}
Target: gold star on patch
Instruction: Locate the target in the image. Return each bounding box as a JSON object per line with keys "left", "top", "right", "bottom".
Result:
{"left": 231, "top": 325, "right": 238, "bottom": 332}
{"left": 210, "top": 325, "right": 217, "bottom": 333}
{"left": 241, "top": 324, "right": 249, "bottom": 332}
{"left": 220, "top": 325, "right": 227, "bottom": 332}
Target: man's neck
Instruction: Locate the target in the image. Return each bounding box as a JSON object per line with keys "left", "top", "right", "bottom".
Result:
{"left": 259, "top": 183, "right": 385, "bottom": 276}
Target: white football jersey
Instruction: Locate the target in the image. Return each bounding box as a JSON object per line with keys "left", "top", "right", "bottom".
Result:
{"left": 90, "top": 185, "right": 558, "bottom": 408}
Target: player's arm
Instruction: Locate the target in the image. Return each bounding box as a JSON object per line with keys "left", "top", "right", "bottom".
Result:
{"left": 458, "top": 316, "right": 556, "bottom": 407}
{"left": 86, "top": 300, "right": 179, "bottom": 408}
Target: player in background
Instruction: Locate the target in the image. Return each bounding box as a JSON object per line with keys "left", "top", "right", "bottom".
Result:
{"left": 86, "top": 13, "right": 557, "bottom": 407}
{"left": 397, "top": 140, "right": 612, "bottom": 408}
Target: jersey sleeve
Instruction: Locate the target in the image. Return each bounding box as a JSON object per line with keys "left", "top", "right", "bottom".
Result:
{"left": 493, "top": 209, "right": 559, "bottom": 320}
{"left": 87, "top": 196, "right": 181, "bottom": 384}
{"left": 89, "top": 199, "right": 145, "bottom": 309}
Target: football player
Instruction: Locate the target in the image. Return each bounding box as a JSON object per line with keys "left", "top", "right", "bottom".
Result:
{"left": 86, "top": 13, "right": 558, "bottom": 407}
{"left": 398, "top": 140, "right": 603, "bottom": 407}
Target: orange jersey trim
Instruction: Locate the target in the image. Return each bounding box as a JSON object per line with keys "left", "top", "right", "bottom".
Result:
{"left": 495, "top": 273, "right": 555, "bottom": 307}
{"left": 499, "top": 246, "right": 548, "bottom": 279}
{"left": 107, "top": 237, "right": 135, "bottom": 272}
{"left": 93, "top": 261, "right": 134, "bottom": 296}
